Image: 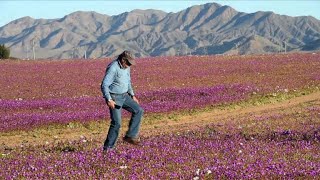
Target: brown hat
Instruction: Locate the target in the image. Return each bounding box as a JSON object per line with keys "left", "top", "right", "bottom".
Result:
{"left": 119, "top": 50, "right": 136, "bottom": 65}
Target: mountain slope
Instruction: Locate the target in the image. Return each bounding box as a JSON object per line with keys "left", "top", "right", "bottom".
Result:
{"left": 0, "top": 2, "right": 320, "bottom": 59}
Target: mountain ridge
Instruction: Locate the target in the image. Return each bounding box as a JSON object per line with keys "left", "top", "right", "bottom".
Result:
{"left": 1, "top": 2, "right": 320, "bottom": 59}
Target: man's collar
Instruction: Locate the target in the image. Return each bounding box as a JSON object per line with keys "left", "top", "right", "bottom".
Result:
{"left": 117, "top": 59, "right": 125, "bottom": 69}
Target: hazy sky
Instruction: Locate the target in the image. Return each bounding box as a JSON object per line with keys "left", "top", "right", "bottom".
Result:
{"left": 1, "top": 1, "right": 320, "bottom": 27}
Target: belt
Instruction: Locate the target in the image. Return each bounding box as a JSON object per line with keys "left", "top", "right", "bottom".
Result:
{"left": 110, "top": 92, "right": 128, "bottom": 95}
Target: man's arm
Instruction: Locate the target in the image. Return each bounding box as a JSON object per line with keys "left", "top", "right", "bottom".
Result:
{"left": 127, "top": 68, "right": 139, "bottom": 104}
{"left": 101, "top": 65, "right": 116, "bottom": 101}
{"left": 127, "top": 68, "right": 135, "bottom": 97}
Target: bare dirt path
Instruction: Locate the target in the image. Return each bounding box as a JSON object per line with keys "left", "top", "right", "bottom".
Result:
{"left": 1, "top": 91, "right": 320, "bottom": 148}
{"left": 140, "top": 91, "right": 320, "bottom": 136}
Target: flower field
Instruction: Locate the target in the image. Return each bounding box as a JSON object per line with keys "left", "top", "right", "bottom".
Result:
{"left": 1, "top": 53, "right": 320, "bottom": 179}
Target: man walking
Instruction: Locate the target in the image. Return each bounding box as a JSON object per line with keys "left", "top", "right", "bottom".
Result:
{"left": 101, "top": 50, "right": 144, "bottom": 151}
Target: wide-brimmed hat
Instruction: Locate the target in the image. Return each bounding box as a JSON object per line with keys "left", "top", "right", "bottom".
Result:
{"left": 119, "top": 50, "right": 136, "bottom": 65}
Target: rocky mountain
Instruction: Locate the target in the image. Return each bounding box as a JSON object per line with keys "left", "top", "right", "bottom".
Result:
{"left": 0, "top": 2, "right": 320, "bottom": 59}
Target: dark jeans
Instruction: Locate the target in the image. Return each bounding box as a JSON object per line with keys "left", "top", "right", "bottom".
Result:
{"left": 103, "top": 93, "right": 144, "bottom": 149}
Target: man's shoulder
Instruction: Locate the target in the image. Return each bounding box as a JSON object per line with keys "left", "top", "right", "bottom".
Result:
{"left": 108, "top": 60, "right": 120, "bottom": 70}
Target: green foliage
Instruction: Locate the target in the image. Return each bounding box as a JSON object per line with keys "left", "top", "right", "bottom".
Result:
{"left": 0, "top": 44, "right": 10, "bottom": 59}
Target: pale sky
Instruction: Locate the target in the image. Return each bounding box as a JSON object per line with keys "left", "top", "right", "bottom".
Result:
{"left": 0, "top": 1, "right": 320, "bottom": 27}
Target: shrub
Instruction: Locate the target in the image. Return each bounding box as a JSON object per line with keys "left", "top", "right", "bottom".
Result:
{"left": 0, "top": 44, "right": 10, "bottom": 59}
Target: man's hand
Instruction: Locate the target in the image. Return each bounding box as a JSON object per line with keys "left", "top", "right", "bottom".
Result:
{"left": 107, "top": 99, "right": 116, "bottom": 109}
{"left": 132, "top": 96, "right": 140, "bottom": 104}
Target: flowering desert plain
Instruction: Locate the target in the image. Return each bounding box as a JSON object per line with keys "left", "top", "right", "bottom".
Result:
{"left": 0, "top": 53, "right": 320, "bottom": 179}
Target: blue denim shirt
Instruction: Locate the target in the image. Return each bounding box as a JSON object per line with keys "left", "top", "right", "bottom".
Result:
{"left": 101, "top": 60, "right": 134, "bottom": 101}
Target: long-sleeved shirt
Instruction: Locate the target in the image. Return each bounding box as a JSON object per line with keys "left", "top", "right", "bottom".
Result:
{"left": 101, "top": 60, "right": 134, "bottom": 101}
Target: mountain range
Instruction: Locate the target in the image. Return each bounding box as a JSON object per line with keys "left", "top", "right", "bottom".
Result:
{"left": 1, "top": 2, "right": 320, "bottom": 59}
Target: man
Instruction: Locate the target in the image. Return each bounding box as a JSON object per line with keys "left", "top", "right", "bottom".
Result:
{"left": 101, "top": 50, "right": 144, "bottom": 151}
